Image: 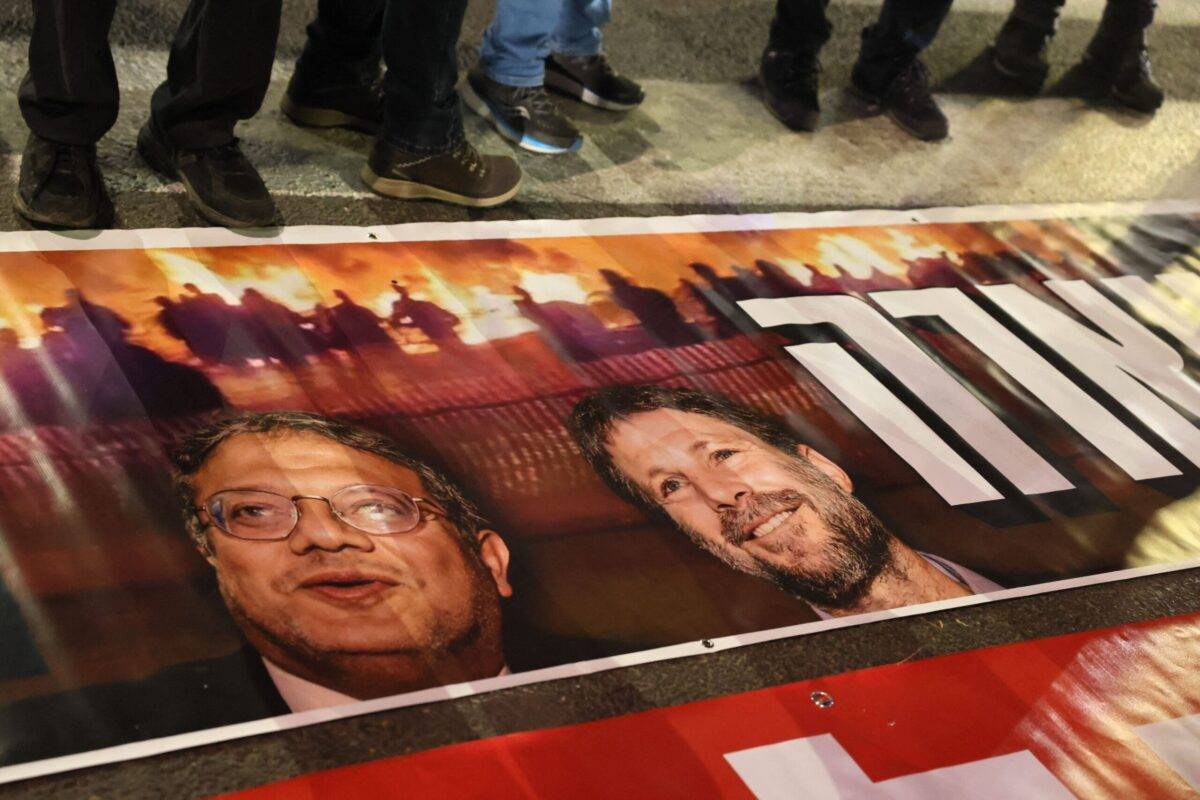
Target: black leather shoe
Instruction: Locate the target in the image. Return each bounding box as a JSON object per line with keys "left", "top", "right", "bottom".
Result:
{"left": 137, "top": 119, "right": 277, "bottom": 228}
{"left": 991, "top": 16, "right": 1053, "bottom": 92}
{"left": 758, "top": 49, "right": 821, "bottom": 132}
{"left": 281, "top": 64, "right": 384, "bottom": 134}
{"left": 13, "top": 134, "right": 114, "bottom": 229}
{"left": 545, "top": 53, "right": 644, "bottom": 111}
{"left": 1084, "top": 42, "right": 1164, "bottom": 114}
{"left": 851, "top": 60, "right": 949, "bottom": 142}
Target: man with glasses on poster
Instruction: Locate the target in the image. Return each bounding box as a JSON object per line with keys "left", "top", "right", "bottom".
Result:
{"left": 569, "top": 385, "right": 1001, "bottom": 620}
{"left": 1, "top": 412, "right": 513, "bottom": 765}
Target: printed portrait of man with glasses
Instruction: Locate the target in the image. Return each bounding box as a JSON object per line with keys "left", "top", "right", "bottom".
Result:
{"left": 0, "top": 412, "right": 515, "bottom": 767}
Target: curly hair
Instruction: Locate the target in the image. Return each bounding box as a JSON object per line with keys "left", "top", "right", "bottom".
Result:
{"left": 172, "top": 411, "right": 487, "bottom": 555}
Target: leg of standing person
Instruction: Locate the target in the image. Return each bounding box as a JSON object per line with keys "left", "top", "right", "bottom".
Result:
{"left": 281, "top": 0, "right": 387, "bottom": 133}
{"left": 1082, "top": 0, "right": 1162, "bottom": 113}
{"left": 757, "top": 0, "right": 831, "bottom": 132}
{"left": 991, "top": 0, "right": 1066, "bottom": 91}
{"left": 14, "top": 0, "right": 119, "bottom": 228}
{"left": 462, "top": 0, "right": 585, "bottom": 154}
{"left": 136, "top": 0, "right": 283, "bottom": 228}
{"left": 362, "top": 0, "right": 522, "bottom": 207}
{"left": 849, "top": 0, "right": 955, "bottom": 142}
{"left": 545, "top": 0, "right": 644, "bottom": 111}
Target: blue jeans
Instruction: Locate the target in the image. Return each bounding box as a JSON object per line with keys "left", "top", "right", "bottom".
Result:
{"left": 478, "top": 0, "right": 612, "bottom": 88}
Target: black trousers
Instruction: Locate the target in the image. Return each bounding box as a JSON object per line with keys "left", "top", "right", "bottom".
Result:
{"left": 18, "top": 0, "right": 282, "bottom": 148}
{"left": 297, "top": 0, "right": 469, "bottom": 154}
{"left": 768, "top": 0, "right": 955, "bottom": 94}
{"left": 1010, "top": 0, "right": 1156, "bottom": 36}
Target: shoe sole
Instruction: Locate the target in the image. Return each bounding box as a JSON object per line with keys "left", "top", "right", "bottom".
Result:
{"left": 280, "top": 94, "right": 381, "bottom": 134}
{"left": 459, "top": 80, "right": 584, "bottom": 154}
{"left": 361, "top": 165, "right": 521, "bottom": 208}
{"left": 544, "top": 71, "right": 641, "bottom": 111}
{"left": 846, "top": 84, "right": 948, "bottom": 143}
{"left": 990, "top": 48, "right": 1048, "bottom": 92}
{"left": 757, "top": 70, "right": 820, "bottom": 132}
{"left": 137, "top": 124, "right": 277, "bottom": 229}
{"left": 12, "top": 188, "right": 114, "bottom": 230}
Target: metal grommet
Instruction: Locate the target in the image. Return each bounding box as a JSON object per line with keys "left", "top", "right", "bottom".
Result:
{"left": 810, "top": 691, "right": 834, "bottom": 709}
{"left": 701, "top": 639, "right": 715, "bottom": 649}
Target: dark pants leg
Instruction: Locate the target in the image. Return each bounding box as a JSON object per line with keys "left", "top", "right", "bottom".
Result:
{"left": 767, "top": 0, "right": 832, "bottom": 56}
{"left": 19, "top": 0, "right": 119, "bottom": 146}
{"left": 295, "top": 0, "right": 384, "bottom": 84}
{"left": 853, "top": 0, "right": 954, "bottom": 95}
{"left": 150, "top": 0, "right": 283, "bottom": 149}
{"left": 1093, "top": 0, "right": 1157, "bottom": 44}
{"left": 1008, "top": 0, "right": 1067, "bottom": 33}
{"left": 379, "top": 0, "right": 470, "bottom": 154}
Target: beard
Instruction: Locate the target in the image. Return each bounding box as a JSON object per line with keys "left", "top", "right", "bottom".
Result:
{"left": 689, "top": 459, "right": 895, "bottom": 611}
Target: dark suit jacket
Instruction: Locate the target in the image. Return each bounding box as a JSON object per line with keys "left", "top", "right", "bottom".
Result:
{"left": 0, "top": 647, "right": 288, "bottom": 768}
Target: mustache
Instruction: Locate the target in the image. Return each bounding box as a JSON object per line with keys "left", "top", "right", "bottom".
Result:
{"left": 719, "top": 489, "right": 811, "bottom": 546}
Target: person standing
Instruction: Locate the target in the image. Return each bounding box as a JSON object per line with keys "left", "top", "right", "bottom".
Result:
{"left": 991, "top": 0, "right": 1163, "bottom": 113}
{"left": 758, "top": 0, "right": 954, "bottom": 142}
{"left": 14, "top": 0, "right": 282, "bottom": 229}
{"left": 280, "top": 1, "right": 522, "bottom": 207}
{"left": 459, "top": 0, "right": 644, "bottom": 154}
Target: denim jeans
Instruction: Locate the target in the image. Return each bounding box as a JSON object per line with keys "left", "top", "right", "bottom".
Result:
{"left": 296, "top": 0, "right": 469, "bottom": 154}
{"left": 478, "top": 0, "right": 612, "bottom": 88}
{"left": 767, "top": 0, "right": 953, "bottom": 96}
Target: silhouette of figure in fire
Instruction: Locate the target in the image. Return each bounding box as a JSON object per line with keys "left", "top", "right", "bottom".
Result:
{"left": 325, "top": 290, "right": 396, "bottom": 350}
{"left": 511, "top": 285, "right": 616, "bottom": 360}
{"left": 599, "top": 269, "right": 698, "bottom": 347}
{"left": 240, "top": 289, "right": 317, "bottom": 366}
{"left": 388, "top": 282, "right": 466, "bottom": 353}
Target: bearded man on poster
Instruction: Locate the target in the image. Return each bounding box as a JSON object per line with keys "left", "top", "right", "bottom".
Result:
{"left": 569, "top": 385, "right": 1001, "bottom": 620}
{"left": 0, "top": 412, "right": 515, "bottom": 765}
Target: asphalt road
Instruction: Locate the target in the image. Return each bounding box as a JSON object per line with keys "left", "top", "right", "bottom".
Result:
{"left": 0, "top": 1, "right": 1198, "bottom": 797}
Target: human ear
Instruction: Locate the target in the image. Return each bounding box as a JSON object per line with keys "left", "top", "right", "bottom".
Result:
{"left": 795, "top": 444, "right": 854, "bottom": 493}
{"left": 477, "top": 529, "right": 513, "bottom": 598}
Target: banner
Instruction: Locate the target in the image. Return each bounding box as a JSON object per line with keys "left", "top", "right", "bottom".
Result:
{"left": 0, "top": 201, "right": 1198, "bottom": 783}
{"left": 217, "top": 610, "right": 1200, "bottom": 799}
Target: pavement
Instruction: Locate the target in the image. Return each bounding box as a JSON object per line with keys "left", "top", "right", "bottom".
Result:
{"left": 0, "top": 1, "right": 1198, "bottom": 797}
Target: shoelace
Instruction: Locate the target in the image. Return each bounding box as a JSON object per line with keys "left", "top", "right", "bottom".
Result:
{"left": 509, "top": 85, "right": 560, "bottom": 119}
{"left": 893, "top": 61, "right": 935, "bottom": 108}
{"left": 450, "top": 140, "right": 486, "bottom": 177}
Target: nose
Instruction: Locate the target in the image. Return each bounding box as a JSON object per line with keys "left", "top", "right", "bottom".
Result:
{"left": 693, "top": 470, "right": 752, "bottom": 512}
{"left": 286, "top": 498, "right": 375, "bottom": 555}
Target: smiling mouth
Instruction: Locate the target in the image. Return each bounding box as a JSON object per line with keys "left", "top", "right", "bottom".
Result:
{"left": 746, "top": 507, "right": 800, "bottom": 542}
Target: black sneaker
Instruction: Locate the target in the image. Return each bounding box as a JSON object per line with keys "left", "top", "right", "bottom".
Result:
{"left": 361, "top": 137, "right": 522, "bottom": 207}
{"left": 1084, "top": 44, "right": 1164, "bottom": 114}
{"left": 13, "top": 134, "right": 114, "bottom": 229}
{"left": 991, "top": 16, "right": 1053, "bottom": 92}
{"left": 281, "top": 64, "right": 384, "bottom": 134}
{"left": 758, "top": 49, "right": 820, "bottom": 132}
{"left": 460, "top": 70, "right": 582, "bottom": 154}
{"left": 851, "top": 60, "right": 949, "bottom": 142}
{"left": 137, "top": 118, "right": 277, "bottom": 228}
{"left": 545, "top": 52, "right": 644, "bottom": 111}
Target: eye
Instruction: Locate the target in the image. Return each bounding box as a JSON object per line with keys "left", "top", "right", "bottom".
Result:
{"left": 349, "top": 501, "right": 406, "bottom": 521}
{"left": 659, "top": 477, "right": 684, "bottom": 498}
{"left": 712, "top": 448, "right": 739, "bottom": 462}
{"left": 230, "top": 504, "right": 273, "bottom": 520}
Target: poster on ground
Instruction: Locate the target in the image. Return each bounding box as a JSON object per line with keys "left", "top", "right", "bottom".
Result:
{"left": 0, "top": 201, "right": 1198, "bottom": 783}
{"left": 218, "top": 610, "right": 1200, "bottom": 799}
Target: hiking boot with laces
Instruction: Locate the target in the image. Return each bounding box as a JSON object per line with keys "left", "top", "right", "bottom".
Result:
{"left": 991, "top": 16, "right": 1053, "bottom": 92}
{"left": 545, "top": 52, "right": 644, "bottom": 111}
{"left": 137, "top": 118, "right": 277, "bottom": 228}
{"left": 13, "top": 133, "right": 114, "bottom": 229}
{"left": 851, "top": 59, "right": 949, "bottom": 142}
{"left": 361, "top": 137, "right": 522, "bottom": 208}
{"left": 1083, "top": 37, "right": 1164, "bottom": 114}
{"left": 281, "top": 61, "right": 385, "bottom": 134}
{"left": 758, "top": 49, "right": 821, "bottom": 132}
{"left": 460, "top": 69, "right": 583, "bottom": 154}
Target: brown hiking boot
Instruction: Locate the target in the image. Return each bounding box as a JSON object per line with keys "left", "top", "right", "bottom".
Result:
{"left": 361, "top": 138, "right": 521, "bottom": 208}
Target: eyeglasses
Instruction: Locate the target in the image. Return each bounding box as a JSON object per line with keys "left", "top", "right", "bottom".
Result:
{"left": 202, "top": 484, "right": 447, "bottom": 542}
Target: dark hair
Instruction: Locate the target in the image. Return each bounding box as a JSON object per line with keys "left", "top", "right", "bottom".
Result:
{"left": 567, "top": 384, "right": 803, "bottom": 513}
{"left": 172, "top": 411, "right": 487, "bottom": 555}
